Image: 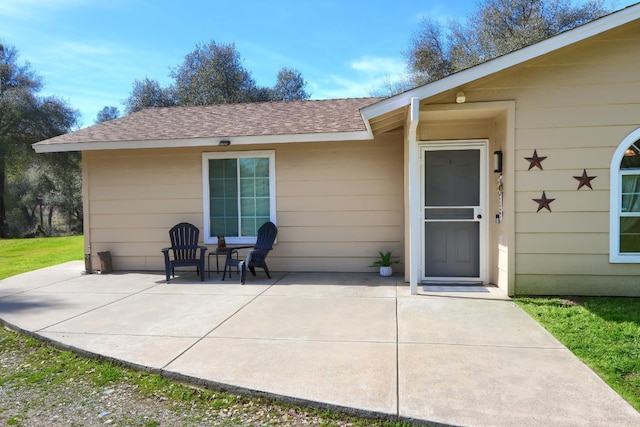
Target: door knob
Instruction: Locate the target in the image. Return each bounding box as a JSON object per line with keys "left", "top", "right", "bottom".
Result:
{"left": 477, "top": 214, "right": 482, "bottom": 219}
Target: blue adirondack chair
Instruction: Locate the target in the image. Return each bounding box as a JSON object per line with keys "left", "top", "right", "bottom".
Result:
{"left": 161, "top": 222, "right": 208, "bottom": 282}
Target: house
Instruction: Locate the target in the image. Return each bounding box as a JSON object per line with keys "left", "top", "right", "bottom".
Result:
{"left": 34, "top": 4, "right": 640, "bottom": 296}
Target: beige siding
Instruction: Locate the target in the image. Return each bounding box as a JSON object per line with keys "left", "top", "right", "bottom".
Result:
{"left": 410, "top": 20, "right": 640, "bottom": 295}
{"left": 275, "top": 134, "right": 404, "bottom": 271}
{"left": 467, "top": 20, "right": 640, "bottom": 294}
{"left": 85, "top": 134, "right": 404, "bottom": 273}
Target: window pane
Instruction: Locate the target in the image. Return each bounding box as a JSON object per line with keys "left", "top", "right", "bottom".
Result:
{"left": 256, "top": 217, "right": 270, "bottom": 229}
{"left": 241, "top": 218, "right": 256, "bottom": 237}
{"left": 240, "top": 178, "right": 255, "bottom": 197}
{"left": 241, "top": 197, "right": 255, "bottom": 216}
{"left": 225, "top": 218, "right": 238, "bottom": 236}
{"left": 211, "top": 199, "right": 225, "bottom": 216}
{"left": 255, "top": 158, "right": 269, "bottom": 177}
{"left": 224, "top": 179, "right": 238, "bottom": 197}
{"left": 255, "top": 178, "right": 269, "bottom": 197}
{"left": 620, "top": 217, "right": 640, "bottom": 252}
{"left": 211, "top": 221, "right": 227, "bottom": 236}
{"left": 209, "top": 161, "right": 224, "bottom": 179}
{"left": 209, "top": 159, "right": 238, "bottom": 237}
{"left": 255, "top": 197, "right": 270, "bottom": 216}
{"left": 622, "top": 175, "right": 640, "bottom": 213}
{"left": 210, "top": 182, "right": 224, "bottom": 198}
{"left": 239, "top": 158, "right": 255, "bottom": 177}
{"left": 225, "top": 199, "right": 238, "bottom": 216}
{"left": 621, "top": 141, "right": 640, "bottom": 169}
{"left": 207, "top": 155, "right": 271, "bottom": 240}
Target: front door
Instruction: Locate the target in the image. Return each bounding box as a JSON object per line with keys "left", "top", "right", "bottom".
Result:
{"left": 421, "top": 142, "right": 487, "bottom": 282}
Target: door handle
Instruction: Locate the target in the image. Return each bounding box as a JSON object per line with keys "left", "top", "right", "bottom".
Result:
{"left": 477, "top": 214, "right": 482, "bottom": 219}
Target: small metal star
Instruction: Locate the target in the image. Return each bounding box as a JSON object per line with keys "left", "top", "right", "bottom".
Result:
{"left": 525, "top": 150, "right": 547, "bottom": 170}
{"left": 573, "top": 169, "right": 596, "bottom": 190}
{"left": 533, "top": 191, "right": 555, "bottom": 212}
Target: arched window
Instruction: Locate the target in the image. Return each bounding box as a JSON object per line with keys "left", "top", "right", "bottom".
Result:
{"left": 610, "top": 128, "right": 640, "bottom": 262}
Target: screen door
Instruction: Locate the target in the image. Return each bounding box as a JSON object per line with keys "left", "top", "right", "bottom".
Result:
{"left": 422, "top": 146, "right": 485, "bottom": 280}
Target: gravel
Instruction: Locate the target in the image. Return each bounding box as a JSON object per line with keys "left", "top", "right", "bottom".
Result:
{"left": 0, "top": 330, "right": 371, "bottom": 427}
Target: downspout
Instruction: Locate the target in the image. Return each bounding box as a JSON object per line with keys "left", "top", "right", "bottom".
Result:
{"left": 408, "top": 98, "right": 420, "bottom": 295}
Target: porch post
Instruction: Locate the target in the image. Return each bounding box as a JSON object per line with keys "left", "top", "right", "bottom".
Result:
{"left": 408, "top": 97, "right": 420, "bottom": 295}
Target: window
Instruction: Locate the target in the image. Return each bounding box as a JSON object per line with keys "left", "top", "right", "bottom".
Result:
{"left": 610, "top": 129, "right": 640, "bottom": 262}
{"left": 202, "top": 151, "right": 275, "bottom": 244}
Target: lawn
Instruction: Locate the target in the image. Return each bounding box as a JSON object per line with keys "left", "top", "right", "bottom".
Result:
{"left": 516, "top": 297, "right": 640, "bottom": 411}
{"left": 0, "top": 236, "right": 83, "bottom": 280}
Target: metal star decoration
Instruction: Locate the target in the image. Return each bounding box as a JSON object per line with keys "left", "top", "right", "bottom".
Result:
{"left": 574, "top": 169, "right": 596, "bottom": 190}
{"left": 525, "top": 150, "right": 547, "bottom": 170}
{"left": 533, "top": 191, "right": 555, "bottom": 212}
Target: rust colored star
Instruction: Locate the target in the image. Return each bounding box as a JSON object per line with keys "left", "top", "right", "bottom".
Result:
{"left": 525, "top": 150, "right": 547, "bottom": 170}
{"left": 574, "top": 169, "right": 596, "bottom": 190}
{"left": 533, "top": 191, "right": 555, "bottom": 212}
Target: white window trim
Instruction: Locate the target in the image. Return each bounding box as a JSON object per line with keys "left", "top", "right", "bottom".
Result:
{"left": 202, "top": 150, "right": 276, "bottom": 245}
{"left": 610, "top": 128, "right": 640, "bottom": 263}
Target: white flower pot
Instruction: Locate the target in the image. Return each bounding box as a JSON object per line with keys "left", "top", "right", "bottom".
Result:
{"left": 379, "top": 266, "right": 393, "bottom": 277}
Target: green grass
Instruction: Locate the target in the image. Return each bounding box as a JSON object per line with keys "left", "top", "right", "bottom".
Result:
{"left": 516, "top": 297, "right": 640, "bottom": 411}
{"left": 0, "top": 236, "right": 83, "bottom": 280}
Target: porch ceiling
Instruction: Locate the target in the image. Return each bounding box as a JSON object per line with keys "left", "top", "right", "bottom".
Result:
{"left": 368, "top": 104, "right": 507, "bottom": 136}
{"left": 369, "top": 106, "right": 407, "bottom": 135}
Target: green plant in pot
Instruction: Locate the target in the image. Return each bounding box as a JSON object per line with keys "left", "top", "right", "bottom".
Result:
{"left": 369, "top": 251, "right": 399, "bottom": 277}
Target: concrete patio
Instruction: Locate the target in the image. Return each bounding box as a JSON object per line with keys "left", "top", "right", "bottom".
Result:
{"left": 0, "top": 261, "right": 638, "bottom": 426}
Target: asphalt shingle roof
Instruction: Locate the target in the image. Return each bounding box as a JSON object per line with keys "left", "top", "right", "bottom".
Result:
{"left": 34, "top": 97, "right": 384, "bottom": 148}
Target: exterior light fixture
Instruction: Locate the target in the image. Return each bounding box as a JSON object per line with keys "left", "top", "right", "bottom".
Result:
{"left": 494, "top": 150, "right": 503, "bottom": 173}
{"left": 219, "top": 140, "right": 231, "bottom": 146}
{"left": 456, "top": 91, "right": 466, "bottom": 103}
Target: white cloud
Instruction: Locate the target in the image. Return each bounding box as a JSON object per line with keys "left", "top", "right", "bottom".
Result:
{"left": 350, "top": 56, "right": 406, "bottom": 76}
{"left": 309, "top": 55, "right": 409, "bottom": 99}
{"left": 59, "top": 41, "right": 115, "bottom": 57}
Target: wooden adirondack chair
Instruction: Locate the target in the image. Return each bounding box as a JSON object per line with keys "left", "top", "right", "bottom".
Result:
{"left": 161, "top": 222, "right": 208, "bottom": 282}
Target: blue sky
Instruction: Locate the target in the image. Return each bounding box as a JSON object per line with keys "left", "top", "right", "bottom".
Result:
{"left": 0, "top": 0, "right": 636, "bottom": 128}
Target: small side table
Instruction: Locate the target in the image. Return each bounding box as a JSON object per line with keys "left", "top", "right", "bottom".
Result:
{"left": 208, "top": 248, "right": 236, "bottom": 277}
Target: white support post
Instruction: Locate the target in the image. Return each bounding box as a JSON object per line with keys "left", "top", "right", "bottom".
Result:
{"left": 408, "top": 97, "right": 420, "bottom": 295}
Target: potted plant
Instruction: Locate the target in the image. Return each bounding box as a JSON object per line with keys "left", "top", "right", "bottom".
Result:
{"left": 369, "top": 251, "right": 399, "bottom": 277}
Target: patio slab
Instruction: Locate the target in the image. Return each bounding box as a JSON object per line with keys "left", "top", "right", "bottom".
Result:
{"left": 1, "top": 261, "right": 639, "bottom": 426}
{"left": 208, "top": 294, "right": 397, "bottom": 342}
{"left": 42, "top": 293, "right": 257, "bottom": 337}
{"left": 399, "top": 343, "right": 639, "bottom": 426}
{"left": 398, "top": 294, "right": 563, "bottom": 348}
{"left": 166, "top": 338, "right": 398, "bottom": 414}
{"left": 39, "top": 332, "right": 198, "bottom": 369}
{"left": 0, "top": 291, "right": 130, "bottom": 331}
{"left": 0, "top": 265, "right": 85, "bottom": 297}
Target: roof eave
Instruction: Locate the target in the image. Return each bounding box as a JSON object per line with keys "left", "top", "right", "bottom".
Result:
{"left": 32, "top": 130, "right": 375, "bottom": 153}
{"left": 361, "top": 4, "right": 640, "bottom": 121}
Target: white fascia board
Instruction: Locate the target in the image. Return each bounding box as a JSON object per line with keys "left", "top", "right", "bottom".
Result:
{"left": 361, "top": 4, "right": 640, "bottom": 121}
{"left": 32, "top": 130, "right": 375, "bottom": 153}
